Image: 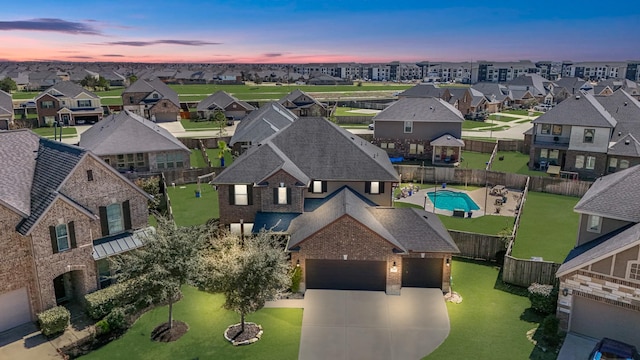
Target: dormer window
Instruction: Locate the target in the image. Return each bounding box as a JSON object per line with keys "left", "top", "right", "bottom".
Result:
{"left": 584, "top": 129, "right": 595, "bottom": 143}
{"left": 153, "top": 93, "right": 159, "bottom": 99}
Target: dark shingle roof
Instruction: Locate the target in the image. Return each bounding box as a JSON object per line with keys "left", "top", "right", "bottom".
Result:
{"left": 39, "top": 81, "right": 99, "bottom": 99}
{"left": 0, "top": 89, "right": 13, "bottom": 117}
{"left": 595, "top": 90, "right": 640, "bottom": 144}
{"left": 123, "top": 78, "right": 179, "bottom": 107}
{"left": 230, "top": 102, "right": 297, "bottom": 146}
{"left": 557, "top": 222, "right": 640, "bottom": 276}
{"left": 17, "top": 139, "right": 86, "bottom": 234}
{"left": 0, "top": 130, "right": 40, "bottom": 215}
{"left": 533, "top": 92, "right": 617, "bottom": 128}
{"left": 574, "top": 165, "right": 640, "bottom": 222}
{"left": 79, "top": 110, "right": 189, "bottom": 155}
{"left": 196, "top": 90, "right": 254, "bottom": 112}
{"left": 608, "top": 134, "right": 640, "bottom": 157}
{"left": 373, "top": 97, "right": 464, "bottom": 123}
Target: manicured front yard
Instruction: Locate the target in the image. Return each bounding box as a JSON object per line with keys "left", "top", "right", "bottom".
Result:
{"left": 81, "top": 286, "right": 303, "bottom": 360}
{"left": 512, "top": 191, "right": 580, "bottom": 263}
{"left": 426, "top": 259, "right": 553, "bottom": 359}
{"left": 166, "top": 183, "right": 218, "bottom": 226}
{"left": 502, "top": 109, "right": 543, "bottom": 117}
{"left": 180, "top": 119, "right": 227, "bottom": 131}
{"left": 31, "top": 126, "right": 78, "bottom": 138}
{"left": 488, "top": 114, "right": 519, "bottom": 122}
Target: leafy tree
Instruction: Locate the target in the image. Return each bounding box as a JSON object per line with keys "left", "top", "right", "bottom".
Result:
{"left": 199, "top": 230, "right": 291, "bottom": 334}
{"left": 128, "top": 75, "right": 138, "bottom": 85}
{"left": 217, "top": 140, "right": 231, "bottom": 166}
{"left": 111, "top": 216, "right": 210, "bottom": 335}
{"left": 213, "top": 109, "right": 227, "bottom": 123}
{"left": 80, "top": 75, "right": 97, "bottom": 90}
{"left": 0, "top": 77, "right": 17, "bottom": 93}
{"left": 97, "top": 76, "right": 110, "bottom": 91}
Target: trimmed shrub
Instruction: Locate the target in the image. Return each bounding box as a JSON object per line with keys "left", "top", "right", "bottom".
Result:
{"left": 38, "top": 306, "right": 70, "bottom": 336}
{"left": 291, "top": 266, "right": 302, "bottom": 293}
{"left": 540, "top": 314, "right": 561, "bottom": 347}
{"left": 95, "top": 319, "right": 110, "bottom": 336}
{"left": 527, "top": 283, "right": 557, "bottom": 314}
{"left": 105, "top": 307, "right": 127, "bottom": 331}
{"left": 84, "top": 282, "right": 130, "bottom": 320}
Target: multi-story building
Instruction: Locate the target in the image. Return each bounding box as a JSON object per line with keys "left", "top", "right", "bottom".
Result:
{"left": 35, "top": 81, "right": 103, "bottom": 126}
{"left": 121, "top": 78, "right": 180, "bottom": 122}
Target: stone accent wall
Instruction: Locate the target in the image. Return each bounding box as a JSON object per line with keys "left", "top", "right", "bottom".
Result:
{"left": 218, "top": 184, "right": 262, "bottom": 225}
{"left": 0, "top": 205, "right": 38, "bottom": 319}
{"left": 557, "top": 270, "right": 640, "bottom": 331}
{"left": 59, "top": 156, "right": 149, "bottom": 231}
{"left": 260, "top": 170, "right": 304, "bottom": 213}
{"left": 30, "top": 199, "right": 97, "bottom": 311}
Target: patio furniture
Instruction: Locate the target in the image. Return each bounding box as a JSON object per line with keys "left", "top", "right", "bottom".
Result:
{"left": 490, "top": 185, "right": 508, "bottom": 196}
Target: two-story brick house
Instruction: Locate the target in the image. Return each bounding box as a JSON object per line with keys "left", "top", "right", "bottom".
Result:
{"left": 371, "top": 97, "right": 465, "bottom": 165}
{"left": 529, "top": 90, "right": 640, "bottom": 179}
{"left": 0, "top": 89, "right": 13, "bottom": 130}
{"left": 121, "top": 78, "right": 180, "bottom": 122}
{"left": 79, "top": 110, "right": 191, "bottom": 173}
{"left": 213, "top": 117, "right": 459, "bottom": 295}
{"left": 556, "top": 165, "right": 640, "bottom": 348}
{"left": 0, "top": 130, "right": 151, "bottom": 333}
{"left": 35, "top": 81, "right": 103, "bottom": 126}
{"left": 229, "top": 101, "right": 297, "bottom": 155}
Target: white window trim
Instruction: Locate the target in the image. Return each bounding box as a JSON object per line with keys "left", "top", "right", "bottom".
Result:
{"left": 107, "top": 203, "right": 124, "bottom": 235}
{"left": 404, "top": 121, "right": 413, "bottom": 133}
{"left": 586, "top": 214, "right": 602, "bottom": 233}
{"left": 627, "top": 261, "right": 640, "bottom": 281}
{"left": 234, "top": 184, "right": 249, "bottom": 206}
{"left": 277, "top": 186, "right": 288, "bottom": 205}
{"left": 56, "top": 224, "right": 70, "bottom": 252}
{"left": 370, "top": 181, "right": 380, "bottom": 195}
{"left": 586, "top": 156, "right": 596, "bottom": 170}
{"left": 312, "top": 180, "right": 323, "bottom": 194}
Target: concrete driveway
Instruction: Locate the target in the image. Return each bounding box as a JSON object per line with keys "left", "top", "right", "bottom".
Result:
{"left": 298, "top": 289, "right": 449, "bottom": 360}
{"left": 557, "top": 333, "right": 598, "bottom": 360}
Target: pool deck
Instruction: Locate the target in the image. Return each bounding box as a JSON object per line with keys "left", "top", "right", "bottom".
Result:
{"left": 395, "top": 186, "right": 522, "bottom": 218}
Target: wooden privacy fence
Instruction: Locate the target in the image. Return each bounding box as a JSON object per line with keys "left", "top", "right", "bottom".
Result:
{"left": 464, "top": 139, "right": 497, "bottom": 153}
{"left": 502, "top": 254, "right": 560, "bottom": 287}
{"left": 449, "top": 230, "right": 509, "bottom": 261}
{"left": 334, "top": 116, "right": 373, "bottom": 124}
{"left": 198, "top": 139, "right": 213, "bottom": 167}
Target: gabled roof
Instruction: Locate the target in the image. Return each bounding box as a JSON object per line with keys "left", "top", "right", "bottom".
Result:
{"left": 214, "top": 117, "right": 399, "bottom": 185}
{"left": 471, "top": 83, "right": 512, "bottom": 102}
{"left": 533, "top": 92, "right": 617, "bottom": 128}
{"left": 0, "top": 130, "right": 40, "bottom": 215}
{"left": 552, "top": 77, "right": 590, "bottom": 94}
{"left": 79, "top": 110, "right": 189, "bottom": 156}
{"left": 430, "top": 134, "right": 465, "bottom": 147}
{"left": 0, "top": 89, "right": 12, "bottom": 117}
{"left": 398, "top": 84, "right": 448, "bottom": 98}
{"left": 17, "top": 139, "right": 87, "bottom": 235}
{"left": 574, "top": 165, "right": 640, "bottom": 222}
{"left": 373, "top": 97, "right": 464, "bottom": 123}
{"left": 608, "top": 133, "right": 640, "bottom": 157}
{"left": 595, "top": 90, "right": 640, "bottom": 142}
{"left": 278, "top": 89, "right": 324, "bottom": 107}
{"left": 37, "top": 81, "right": 98, "bottom": 100}
{"left": 230, "top": 102, "right": 297, "bottom": 146}
{"left": 287, "top": 187, "right": 459, "bottom": 254}
{"left": 122, "top": 78, "right": 179, "bottom": 106}
{"left": 557, "top": 222, "right": 640, "bottom": 277}
{"left": 507, "top": 74, "right": 549, "bottom": 96}
{"left": 196, "top": 90, "right": 254, "bottom": 112}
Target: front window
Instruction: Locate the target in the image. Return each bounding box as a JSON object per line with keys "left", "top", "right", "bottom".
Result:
{"left": 77, "top": 99, "right": 92, "bottom": 107}
{"left": 404, "top": 121, "right": 413, "bottom": 133}
{"left": 277, "top": 184, "right": 288, "bottom": 205}
{"left": 620, "top": 160, "right": 630, "bottom": 169}
{"left": 369, "top": 181, "right": 381, "bottom": 194}
{"left": 586, "top": 156, "right": 596, "bottom": 170}
{"left": 234, "top": 185, "right": 248, "bottom": 205}
{"left": 56, "top": 224, "right": 69, "bottom": 252}
{"left": 552, "top": 125, "right": 562, "bottom": 135}
{"left": 107, "top": 203, "right": 124, "bottom": 234}
{"left": 41, "top": 100, "right": 54, "bottom": 109}
{"left": 584, "top": 129, "right": 595, "bottom": 143}
{"left": 541, "top": 124, "right": 551, "bottom": 135}
{"left": 609, "top": 158, "right": 618, "bottom": 169}
{"left": 540, "top": 149, "right": 548, "bottom": 160}
{"left": 628, "top": 262, "right": 640, "bottom": 281}
{"left": 575, "top": 155, "right": 584, "bottom": 169}
{"left": 312, "top": 180, "right": 323, "bottom": 193}
{"left": 587, "top": 214, "right": 601, "bottom": 233}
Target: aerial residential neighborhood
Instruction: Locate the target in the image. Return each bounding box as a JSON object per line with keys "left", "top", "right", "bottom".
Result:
{"left": 1, "top": 1, "right": 640, "bottom": 360}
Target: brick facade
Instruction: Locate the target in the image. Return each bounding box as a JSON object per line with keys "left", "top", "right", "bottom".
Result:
{"left": 564, "top": 151, "right": 608, "bottom": 180}
{"left": 218, "top": 184, "right": 263, "bottom": 225}
{"left": 260, "top": 170, "right": 304, "bottom": 213}
{"left": 557, "top": 270, "right": 640, "bottom": 331}
{"left": 148, "top": 99, "right": 180, "bottom": 121}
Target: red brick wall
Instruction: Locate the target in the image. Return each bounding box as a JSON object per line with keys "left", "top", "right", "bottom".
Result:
{"left": 261, "top": 170, "right": 304, "bottom": 213}
{"left": 218, "top": 184, "right": 262, "bottom": 225}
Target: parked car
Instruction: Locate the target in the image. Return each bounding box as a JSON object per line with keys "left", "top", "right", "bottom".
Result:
{"left": 534, "top": 104, "right": 553, "bottom": 112}
{"left": 368, "top": 123, "right": 374, "bottom": 130}
{"left": 589, "top": 338, "right": 640, "bottom": 360}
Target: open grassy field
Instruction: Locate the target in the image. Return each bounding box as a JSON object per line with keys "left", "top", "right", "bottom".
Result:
{"left": 80, "top": 286, "right": 303, "bottom": 360}
{"left": 512, "top": 191, "right": 580, "bottom": 263}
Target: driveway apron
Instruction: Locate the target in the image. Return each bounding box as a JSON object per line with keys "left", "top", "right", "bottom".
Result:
{"left": 298, "top": 288, "right": 449, "bottom": 360}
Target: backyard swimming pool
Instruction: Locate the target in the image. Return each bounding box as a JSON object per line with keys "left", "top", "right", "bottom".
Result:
{"left": 427, "top": 190, "right": 480, "bottom": 212}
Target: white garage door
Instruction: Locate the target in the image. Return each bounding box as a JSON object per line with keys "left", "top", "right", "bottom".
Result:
{"left": 571, "top": 295, "right": 640, "bottom": 348}
{"left": 0, "top": 288, "right": 32, "bottom": 332}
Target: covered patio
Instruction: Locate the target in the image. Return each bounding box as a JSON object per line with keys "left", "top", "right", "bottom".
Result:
{"left": 430, "top": 134, "right": 465, "bottom": 166}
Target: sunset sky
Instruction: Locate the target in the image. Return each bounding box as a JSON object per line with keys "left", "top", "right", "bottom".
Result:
{"left": 1, "top": 0, "right": 639, "bottom": 63}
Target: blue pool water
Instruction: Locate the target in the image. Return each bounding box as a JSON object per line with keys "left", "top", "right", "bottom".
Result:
{"left": 427, "top": 190, "right": 480, "bottom": 212}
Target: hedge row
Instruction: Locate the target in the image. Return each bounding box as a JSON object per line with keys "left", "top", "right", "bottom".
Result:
{"left": 84, "top": 282, "right": 131, "bottom": 320}
{"left": 38, "top": 306, "right": 70, "bottom": 336}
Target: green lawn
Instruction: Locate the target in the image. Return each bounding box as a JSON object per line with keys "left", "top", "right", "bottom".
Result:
{"left": 31, "top": 126, "right": 78, "bottom": 138}
{"left": 333, "top": 106, "right": 376, "bottom": 117}
{"left": 166, "top": 183, "right": 218, "bottom": 226}
{"left": 488, "top": 114, "right": 519, "bottom": 122}
{"left": 180, "top": 119, "right": 227, "bottom": 130}
{"left": 512, "top": 191, "right": 580, "bottom": 263}
{"left": 205, "top": 149, "right": 234, "bottom": 168}
{"left": 426, "top": 259, "right": 553, "bottom": 360}
{"left": 460, "top": 151, "right": 548, "bottom": 177}
{"left": 437, "top": 214, "right": 513, "bottom": 235}
{"left": 81, "top": 286, "right": 302, "bottom": 360}
{"left": 190, "top": 150, "right": 207, "bottom": 168}
{"left": 462, "top": 120, "right": 493, "bottom": 130}
{"left": 502, "top": 109, "right": 543, "bottom": 117}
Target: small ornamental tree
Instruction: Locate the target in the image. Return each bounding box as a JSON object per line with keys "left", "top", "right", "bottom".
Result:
{"left": 199, "top": 230, "right": 291, "bottom": 337}
{"left": 111, "top": 216, "right": 210, "bottom": 341}
{"left": 0, "top": 77, "right": 17, "bottom": 93}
